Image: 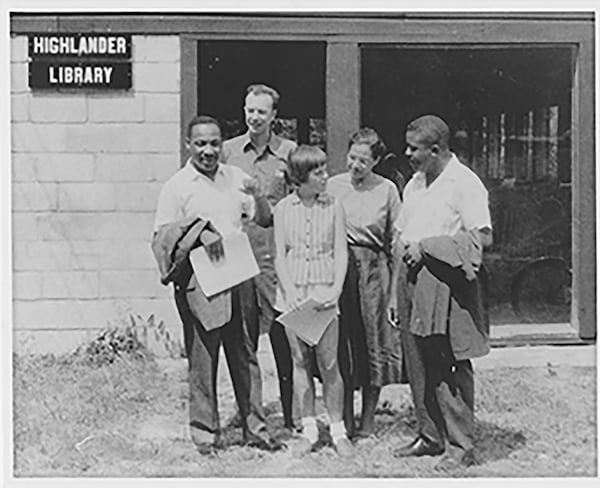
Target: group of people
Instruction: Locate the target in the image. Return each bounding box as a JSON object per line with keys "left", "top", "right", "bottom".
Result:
{"left": 152, "top": 83, "right": 493, "bottom": 470}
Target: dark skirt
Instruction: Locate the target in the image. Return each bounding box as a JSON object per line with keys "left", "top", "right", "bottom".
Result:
{"left": 339, "top": 245, "right": 404, "bottom": 388}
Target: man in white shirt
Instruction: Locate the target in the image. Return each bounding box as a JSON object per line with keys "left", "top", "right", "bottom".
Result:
{"left": 390, "top": 115, "right": 492, "bottom": 470}
{"left": 153, "top": 115, "right": 275, "bottom": 453}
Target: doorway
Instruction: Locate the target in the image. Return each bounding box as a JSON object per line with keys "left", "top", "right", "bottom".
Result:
{"left": 361, "top": 45, "right": 575, "bottom": 326}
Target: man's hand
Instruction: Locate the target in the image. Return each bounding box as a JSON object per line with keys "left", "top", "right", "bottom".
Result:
{"left": 199, "top": 229, "right": 224, "bottom": 262}
{"left": 403, "top": 241, "right": 422, "bottom": 268}
{"left": 240, "top": 178, "right": 263, "bottom": 199}
{"left": 284, "top": 286, "right": 304, "bottom": 312}
{"left": 314, "top": 286, "right": 340, "bottom": 311}
{"left": 386, "top": 295, "right": 400, "bottom": 328}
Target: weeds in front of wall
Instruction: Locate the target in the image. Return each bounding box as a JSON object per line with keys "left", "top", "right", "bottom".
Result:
{"left": 70, "top": 313, "right": 184, "bottom": 367}
{"left": 127, "top": 313, "right": 185, "bottom": 360}
{"left": 13, "top": 312, "right": 185, "bottom": 475}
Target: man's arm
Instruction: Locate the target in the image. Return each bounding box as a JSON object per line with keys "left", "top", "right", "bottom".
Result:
{"left": 387, "top": 228, "right": 406, "bottom": 327}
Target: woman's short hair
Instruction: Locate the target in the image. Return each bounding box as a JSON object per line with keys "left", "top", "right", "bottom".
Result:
{"left": 287, "top": 145, "right": 328, "bottom": 185}
{"left": 348, "top": 127, "right": 387, "bottom": 161}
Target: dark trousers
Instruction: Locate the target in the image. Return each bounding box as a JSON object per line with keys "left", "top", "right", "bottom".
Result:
{"left": 401, "top": 330, "right": 474, "bottom": 451}
{"left": 175, "top": 287, "right": 250, "bottom": 435}
{"left": 239, "top": 278, "right": 297, "bottom": 428}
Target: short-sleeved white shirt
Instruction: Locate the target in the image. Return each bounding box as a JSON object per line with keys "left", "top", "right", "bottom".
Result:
{"left": 153, "top": 161, "right": 254, "bottom": 237}
{"left": 394, "top": 154, "right": 491, "bottom": 243}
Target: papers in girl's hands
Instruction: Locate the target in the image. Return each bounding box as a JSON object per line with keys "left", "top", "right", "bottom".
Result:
{"left": 189, "top": 231, "right": 259, "bottom": 298}
{"left": 276, "top": 298, "right": 337, "bottom": 346}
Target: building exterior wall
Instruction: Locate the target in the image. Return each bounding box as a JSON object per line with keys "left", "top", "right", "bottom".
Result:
{"left": 11, "top": 35, "right": 183, "bottom": 354}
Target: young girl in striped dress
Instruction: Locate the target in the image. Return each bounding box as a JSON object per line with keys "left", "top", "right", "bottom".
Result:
{"left": 273, "top": 145, "right": 352, "bottom": 457}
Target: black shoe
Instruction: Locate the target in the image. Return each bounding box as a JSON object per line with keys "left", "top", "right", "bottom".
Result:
{"left": 393, "top": 436, "right": 444, "bottom": 458}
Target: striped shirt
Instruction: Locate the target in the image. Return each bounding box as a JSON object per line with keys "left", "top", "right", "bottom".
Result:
{"left": 274, "top": 191, "right": 339, "bottom": 286}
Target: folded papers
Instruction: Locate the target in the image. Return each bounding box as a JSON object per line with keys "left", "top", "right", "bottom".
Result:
{"left": 276, "top": 298, "right": 337, "bottom": 346}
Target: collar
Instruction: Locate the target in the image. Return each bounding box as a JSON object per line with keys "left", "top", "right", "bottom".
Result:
{"left": 183, "top": 159, "right": 226, "bottom": 181}
{"left": 289, "top": 191, "right": 333, "bottom": 206}
{"left": 411, "top": 153, "right": 461, "bottom": 189}
{"left": 241, "top": 131, "right": 287, "bottom": 159}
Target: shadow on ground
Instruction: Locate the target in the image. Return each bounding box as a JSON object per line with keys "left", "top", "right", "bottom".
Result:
{"left": 475, "top": 421, "right": 527, "bottom": 464}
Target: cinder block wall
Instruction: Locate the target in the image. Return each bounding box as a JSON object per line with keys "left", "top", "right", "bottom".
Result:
{"left": 11, "top": 35, "right": 183, "bottom": 354}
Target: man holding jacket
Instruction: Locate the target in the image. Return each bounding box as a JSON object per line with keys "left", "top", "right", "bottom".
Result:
{"left": 152, "top": 115, "right": 276, "bottom": 453}
{"left": 388, "top": 115, "right": 493, "bottom": 471}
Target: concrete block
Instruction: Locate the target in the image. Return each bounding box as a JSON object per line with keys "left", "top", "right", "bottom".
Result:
{"left": 13, "top": 238, "right": 157, "bottom": 272}
{"left": 127, "top": 123, "right": 180, "bottom": 153}
{"left": 30, "top": 95, "right": 87, "bottom": 122}
{"left": 13, "top": 328, "right": 104, "bottom": 356}
{"left": 64, "top": 123, "right": 179, "bottom": 154}
{"left": 12, "top": 123, "right": 69, "bottom": 152}
{"left": 95, "top": 154, "right": 157, "bottom": 182}
{"left": 58, "top": 183, "right": 117, "bottom": 211}
{"left": 12, "top": 211, "right": 155, "bottom": 242}
{"left": 93, "top": 212, "right": 155, "bottom": 241}
{"left": 11, "top": 213, "right": 46, "bottom": 241}
{"left": 144, "top": 94, "right": 179, "bottom": 122}
{"left": 127, "top": 298, "right": 179, "bottom": 323}
{"left": 11, "top": 36, "right": 28, "bottom": 63}
{"left": 133, "top": 62, "right": 179, "bottom": 92}
{"left": 41, "top": 271, "right": 99, "bottom": 299}
{"left": 12, "top": 182, "right": 58, "bottom": 211}
{"left": 140, "top": 36, "right": 180, "bottom": 63}
{"left": 88, "top": 95, "right": 144, "bottom": 122}
{"left": 153, "top": 155, "right": 181, "bottom": 181}
{"left": 131, "top": 36, "right": 145, "bottom": 63}
{"left": 114, "top": 182, "right": 163, "bottom": 211}
{"left": 13, "top": 271, "right": 42, "bottom": 300}
{"left": 35, "top": 153, "right": 95, "bottom": 182}
{"left": 98, "top": 269, "right": 164, "bottom": 298}
{"left": 11, "top": 154, "right": 37, "bottom": 182}
{"left": 88, "top": 239, "right": 156, "bottom": 270}
{"left": 63, "top": 124, "right": 123, "bottom": 153}
{"left": 12, "top": 212, "right": 102, "bottom": 241}
{"left": 13, "top": 241, "right": 72, "bottom": 271}
{"left": 11, "top": 62, "right": 29, "bottom": 93}
{"left": 11, "top": 93, "right": 29, "bottom": 122}
{"left": 13, "top": 299, "right": 113, "bottom": 329}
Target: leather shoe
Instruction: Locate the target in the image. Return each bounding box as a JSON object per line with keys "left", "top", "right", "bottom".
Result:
{"left": 393, "top": 437, "right": 444, "bottom": 458}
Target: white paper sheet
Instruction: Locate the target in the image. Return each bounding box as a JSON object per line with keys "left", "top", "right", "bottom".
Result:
{"left": 189, "top": 232, "right": 260, "bottom": 298}
{"left": 276, "top": 298, "right": 337, "bottom": 346}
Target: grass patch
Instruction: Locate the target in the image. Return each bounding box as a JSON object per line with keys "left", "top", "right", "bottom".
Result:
{"left": 13, "top": 345, "right": 597, "bottom": 477}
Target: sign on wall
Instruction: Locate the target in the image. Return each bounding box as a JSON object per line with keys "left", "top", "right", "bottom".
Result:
{"left": 28, "top": 34, "right": 132, "bottom": 89}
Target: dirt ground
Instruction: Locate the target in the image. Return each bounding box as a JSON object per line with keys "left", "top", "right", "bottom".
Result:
{"left": 12, "top": 343, "right": 597, "bottom": 478}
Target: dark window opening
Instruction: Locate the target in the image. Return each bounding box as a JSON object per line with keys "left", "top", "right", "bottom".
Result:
{"left": 198, "top": 41, "right": 326, "bottom": 147}
{"left": 362, "top": 46, "right": 575, "bottom": 325}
